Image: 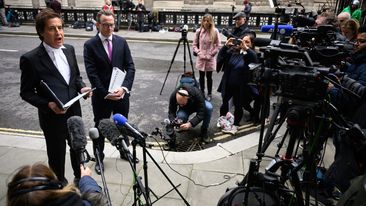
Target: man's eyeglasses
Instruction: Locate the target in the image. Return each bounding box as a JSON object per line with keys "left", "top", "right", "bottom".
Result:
{"left": 101, "top": 23, "right": 115, "bottom": 28}
{"left": 356, "top": 39, "right": 366, "bottom": 43}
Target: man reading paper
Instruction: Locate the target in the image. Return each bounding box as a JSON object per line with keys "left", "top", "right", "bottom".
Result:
{"left": 19, "top": 8, "right": 92, "bottom": 186}
{"left": 83, "top": 9, "right": 136, "bottom": 175}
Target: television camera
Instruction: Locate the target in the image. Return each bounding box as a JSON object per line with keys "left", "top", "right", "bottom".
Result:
{"left": 218, "top": 32, "right": 366, "bottom": 206}
{"left": 160, "top": 118, "right": 183, "bottom": 148}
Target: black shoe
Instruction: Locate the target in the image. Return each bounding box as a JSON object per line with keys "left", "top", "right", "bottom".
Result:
{"left": 200, "top": 129, "right": 210, "bottom": 144}
{"left": 60, "top": 178, "right": 68, "bottom": 187}
{"left": 95, "top": 162, "right": 104, "bottom": 175}
{"left": 120, "top": 152, "right": 140, "bottom": 164}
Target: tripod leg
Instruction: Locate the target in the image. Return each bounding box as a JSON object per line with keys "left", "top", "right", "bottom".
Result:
{"left": 160, "top": 39, "right": 183, "bottom": 95}
{"left": 184, "top": 39, "right": 196, "bottom": 78}
{"left": 143, "top": 147, "right": 190, "bottom": 206}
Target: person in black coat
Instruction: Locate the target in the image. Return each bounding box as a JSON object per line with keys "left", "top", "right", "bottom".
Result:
{"left": 231, "top": 12, "right": 253, "bottom": 39}
{"left": 84, "top": 9, "right": 136, "bottom": 175}
{"left": 216, "top": 33, "right": 258, "bottom": 134}
{"left": 19, "top": 8, "right": 92, "bottom": 185}
{"left": 135, "top": 0, "right": 146, "bottom": 32}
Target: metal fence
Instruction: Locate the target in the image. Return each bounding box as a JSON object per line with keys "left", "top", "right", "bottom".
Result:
{"left": 8, "top": 7, "right": 276, "bottom": 29}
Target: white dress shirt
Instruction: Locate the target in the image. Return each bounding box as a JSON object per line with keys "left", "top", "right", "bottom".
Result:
{"left": 43, "top": 42, "right": 71, "bottom": 84}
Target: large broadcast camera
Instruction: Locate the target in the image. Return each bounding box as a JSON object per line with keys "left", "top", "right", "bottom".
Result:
{"left": 162, "top": 118, "right": 183, "bottom": 147}
{"left": 289, "top": 25, "right": 352, "bottom": 67}
{"left": 250, "top": 40, "right": 333, "bottom": 102}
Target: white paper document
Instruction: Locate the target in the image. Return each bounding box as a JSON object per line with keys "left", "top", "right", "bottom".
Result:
{"left": 108, "top": 67, "right": 126, "bottom": 93}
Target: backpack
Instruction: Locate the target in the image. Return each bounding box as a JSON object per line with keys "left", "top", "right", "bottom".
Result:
{"left": 176, "top": 72, "right": 199, "bottom": 89}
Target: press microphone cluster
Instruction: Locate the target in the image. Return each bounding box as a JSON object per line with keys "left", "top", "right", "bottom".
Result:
{"left": 98, "top": 118, "right": 132, "bottom": 161}
{"left": 67, "top": 116, "right": 92, "bottom": 167}
{"left": 113, "top": 113, "right": 146, "bottom": 141}
{"left": 98, "top": 119, "right": 123, "bottom": 147}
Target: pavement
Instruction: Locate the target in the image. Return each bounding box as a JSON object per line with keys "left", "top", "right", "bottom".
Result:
{"left": 0, "top": 25, "right": 334, "bottom": 206}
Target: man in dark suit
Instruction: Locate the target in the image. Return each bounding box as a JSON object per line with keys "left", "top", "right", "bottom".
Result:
{"left": 19, "top": 8, "right": 92, "bottom": 185}
{"left": 83, "top": 9, "right": 136, "bottom": 174}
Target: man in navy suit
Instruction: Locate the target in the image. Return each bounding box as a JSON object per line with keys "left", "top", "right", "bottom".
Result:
{"left": 84, "top": 9, "right": 136, "bottom": 174}
{"left": 19, "top": 8, "right": 92, "bottom": 185}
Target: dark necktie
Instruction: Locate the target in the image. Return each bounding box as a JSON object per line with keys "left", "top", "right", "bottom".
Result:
{"left": 106, "top": 39, "right": 112, "bottom": 62}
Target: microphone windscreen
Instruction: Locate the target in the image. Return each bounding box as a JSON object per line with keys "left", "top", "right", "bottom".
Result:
{"left": 67, "top": 116, "right": 87, "bottom": 151}
{"left": 98, "top": 119, "right": 120, "bottom": 146}
{"left": 261, "top": 25, "right": 275, "bottom": 33}
{"left": 113, "top": 113, "right": 127, "bottom": 127}
{"left": 88, "top": 128, "right": 99, "bottom": 140}
{"left": 260, "top": 25, "right": 294, "bottom": 36}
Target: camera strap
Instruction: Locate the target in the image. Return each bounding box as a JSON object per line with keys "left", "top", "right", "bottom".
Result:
{"left": 196, "top": 29, "right": 202, "bottom": 49}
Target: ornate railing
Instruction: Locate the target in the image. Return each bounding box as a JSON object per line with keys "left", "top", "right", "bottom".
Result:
{"left": 8, "top": 7, "right": 275, "bottom": 29}
{"left": 157, "top": 11, "right": 275, "bottom": 29}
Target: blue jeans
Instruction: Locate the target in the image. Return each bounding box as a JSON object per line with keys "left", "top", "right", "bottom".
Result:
{"left": 176, "top": 101, "right": 213, "bottom": 130}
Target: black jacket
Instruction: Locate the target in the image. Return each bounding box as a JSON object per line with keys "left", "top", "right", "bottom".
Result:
{"left": 232, "top": 24, "right": 252, "bottom": 39}
{"left": 168, "top": 85, "right": 206, "bottom": 127}
{"left": 216, "top": 46, "right": 258, "bottom": 98}
{"left": 20, "top": 43, "right": 86, "bottom": 123}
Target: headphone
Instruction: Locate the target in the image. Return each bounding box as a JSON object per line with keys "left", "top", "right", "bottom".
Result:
{"left": 8, "top": 177, "right": 64, "bottom": 198}
{"left": 177, "top": 88, "right": 190, "bottom": 97}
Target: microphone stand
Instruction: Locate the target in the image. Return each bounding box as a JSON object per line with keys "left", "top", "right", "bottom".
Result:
{"left": 117, "top": 139, "right": 150, "bottom": 205}
{"left": 94, "top": 147, "right": 112, "bottom": 206}
{"left": 130, "top": 135, "right": 190, "bottom": 206}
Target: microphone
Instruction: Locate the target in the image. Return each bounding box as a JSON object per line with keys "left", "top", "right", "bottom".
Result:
{"left": 98, "top": 119, "right": 121, "bottom": 147}
{"left": 67, "top": 116, "right": 91, "bottom": 167}
{"left": 98, "top": 119, "right": 133, "bottom": 161}
{"left": 88, "top": 127, "right": 99, "bottom": 140}
{"left": 261, "top": 24, "right": 294, "bottom": 36}
{"left": 113, "top": 114, "right": 145, "bottom": 140}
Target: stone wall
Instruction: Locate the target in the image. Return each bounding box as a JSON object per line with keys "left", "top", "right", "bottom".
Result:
{"left": 5, "top": 0, "right": 335, "bottom": 13}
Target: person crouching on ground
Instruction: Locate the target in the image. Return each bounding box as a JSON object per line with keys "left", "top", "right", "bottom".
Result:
{"left": 168, "top": 84, "right": 213, "bottom": 144}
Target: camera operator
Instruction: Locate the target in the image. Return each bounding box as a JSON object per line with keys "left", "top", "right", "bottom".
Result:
{"left": 341, "top": 19, "right": 360, "bottom": 44}
{"left": 329, "top": 26, "right": 366, "bottom": 116}
{"left": 216, "top": 33, "right": 258, "bottom": 134}
{"left": 315, "top": 11, "right": 347, "bottom": 42}
{"left": 168, "top": 84, "right": 213, "bottom": 143}
{"left": 337, "top": 12, "right": 351, "bottom": 29}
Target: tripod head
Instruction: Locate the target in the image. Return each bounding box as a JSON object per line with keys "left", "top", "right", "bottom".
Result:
{"left": 181, "top": 24, "right": 188, "bottom": 40}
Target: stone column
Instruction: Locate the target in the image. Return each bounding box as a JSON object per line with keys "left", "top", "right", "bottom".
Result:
{"left": 68, "top": 0, "right": 76, "bottom": 8}
{"left": 32, "top": 0, "right": 40, "bottom": 8}
{"left": 144, "top": 0, "right": 153, "bottom": 10}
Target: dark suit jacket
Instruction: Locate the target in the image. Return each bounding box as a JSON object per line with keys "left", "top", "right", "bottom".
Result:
{"left": 83, "top": 34, "right": 135, "bottom": 99}
{"left": 20, "top": 43, "right": 86, "bottom": 124}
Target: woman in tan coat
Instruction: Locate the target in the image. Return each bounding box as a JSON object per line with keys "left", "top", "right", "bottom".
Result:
{"left": 193, "top": 14, "right": 221, "bottom": 101}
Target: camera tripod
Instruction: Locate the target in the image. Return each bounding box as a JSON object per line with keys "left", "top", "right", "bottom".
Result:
{"left": 234, "top": 79, "right": 332, "bottom": 206}
{"left": 160, "top": 30, "right": 196, "bottom": 95}
{"left": 116, "top": 133, "right": 190, "bottom": 206}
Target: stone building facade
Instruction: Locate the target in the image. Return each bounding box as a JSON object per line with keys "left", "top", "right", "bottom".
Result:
{"left": 6, "top": 0, "right": 336, "bottom": 13}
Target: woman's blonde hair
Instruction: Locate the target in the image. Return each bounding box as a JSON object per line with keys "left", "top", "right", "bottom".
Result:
{"left": 200, "top": 14, "right": 218, "bottom": 44}
{"left": 344, "top": 19, "right": 360, "bottom": 36}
